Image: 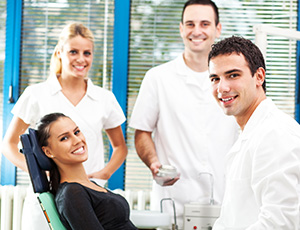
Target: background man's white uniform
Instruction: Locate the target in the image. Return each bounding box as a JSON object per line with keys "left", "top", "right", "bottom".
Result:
{"left": 130, "top": 54, "right": 239, "bottom": 227}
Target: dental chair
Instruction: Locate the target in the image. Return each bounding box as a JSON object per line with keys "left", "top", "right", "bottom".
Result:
{"left": 20, "top": 128, "right": 66, "bottom": 230}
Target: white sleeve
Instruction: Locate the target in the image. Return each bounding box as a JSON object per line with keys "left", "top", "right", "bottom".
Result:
{"left": 11, "top": 86, "right": 41, "bottom": 127}
{"left": 102, "top": 91, "right": 126, "bottom": 130}
{"left": 129, "top": 69, "right": 159, "bottom": 132}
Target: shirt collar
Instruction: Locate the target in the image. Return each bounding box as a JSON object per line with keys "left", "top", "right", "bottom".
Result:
{"left": 47, "top": 75, "right": 99, "bottom": 100}
{"left": 225, "top": 98, "right": 272, "bottom": 161}
{"left": 175, "top": 54, "right": 190, "bottom": 76}
{"left": 175, "top": 54, "right": 210, "bottom": 89}
{"left": 47, "top": 75, "right": 62, "bottom": 95}
{"left": 86, "top": 79, "right": 101, "bottom": 100}
{"left": 242, "top": 98, "right": 274, "bottom": 139}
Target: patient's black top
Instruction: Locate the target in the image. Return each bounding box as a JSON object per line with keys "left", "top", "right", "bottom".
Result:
{"left": 55, "top": 182, "right": 137, "bottom": 230}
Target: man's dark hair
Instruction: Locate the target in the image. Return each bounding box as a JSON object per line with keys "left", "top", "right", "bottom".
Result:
{"left": 208, "top": 36, "right": 266, "bottom": 92}
{"left": 181, "top": 0, "right": 219, "bottom": 26}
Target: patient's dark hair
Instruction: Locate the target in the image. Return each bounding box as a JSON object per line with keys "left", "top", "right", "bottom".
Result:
{"left": 37, "top": 112, "right": 68, "bottom": 195}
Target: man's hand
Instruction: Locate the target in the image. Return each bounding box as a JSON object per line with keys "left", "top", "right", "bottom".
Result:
{"left": 150, "top": 162, "right": 180, "bottom": 186}
{"left": 154, "top": 175, "right": 180, "bottom": 186}
{"left": 150, "top": 161, "right": 161, "bottom": 176}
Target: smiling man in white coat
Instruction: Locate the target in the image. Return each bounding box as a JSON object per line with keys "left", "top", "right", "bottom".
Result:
{"left": 129, "top": 0, "right": 239, "bottom": 228}
{"left": 208, "top": 36, "right": 300, "bottom": 229}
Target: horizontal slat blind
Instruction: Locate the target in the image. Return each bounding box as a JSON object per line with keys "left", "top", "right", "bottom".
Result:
{"left": 16, "top": 0, "right": 114, "bottom": 185}
{"left": 125, "top": 0, "right": 298, "bottom": 191}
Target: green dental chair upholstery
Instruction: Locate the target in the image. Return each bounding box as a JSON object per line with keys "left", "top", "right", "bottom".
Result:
{"left": 20, "top": 128, "right": 66, "bottom": 230}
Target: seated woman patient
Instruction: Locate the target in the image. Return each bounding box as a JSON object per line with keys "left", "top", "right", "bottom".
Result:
{"left": 36, "top": 112, "right": 137, "bottom": 230}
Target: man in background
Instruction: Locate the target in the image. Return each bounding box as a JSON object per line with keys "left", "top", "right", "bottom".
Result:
{"left": 129, "top": 0, "right": 239, "bottom": 228}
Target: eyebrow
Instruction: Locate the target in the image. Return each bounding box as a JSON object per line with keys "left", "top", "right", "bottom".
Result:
{"left": 57, "top": 126, "right": 79, "bottom": 138}
{"left": 184, "top": 20, "right": 194, "bottom": 24}
{"left": 225, "top": 69, "right": 242, "bottom": 75}
{"left": 209, "top": 69, "right": 243, "bottom": 78}
{"left": 209, "top": 69, "right": 242, "bottom": 79}
{"left": 69, "top": 47, "right": 92, "bottom": 51}
{"left": 184, "top": 20, "right": 211, "bottom": 24}
{"left": 209, "top": 73, "right": 218, "bottom": 79}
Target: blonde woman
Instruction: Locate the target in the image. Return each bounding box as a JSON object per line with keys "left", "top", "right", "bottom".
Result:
{"left": 2, "top": 23, "right": 127, "bottom": 229}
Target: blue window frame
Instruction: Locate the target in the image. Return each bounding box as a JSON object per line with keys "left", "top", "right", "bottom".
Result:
{"left": 295, "top": 2, "right": 300, "bottom": 123}
{"left": 109, "top": 0, "right": 131, "bottom": 190}
{"left": 1, "top": 0, "right": 22, "bottom": 185}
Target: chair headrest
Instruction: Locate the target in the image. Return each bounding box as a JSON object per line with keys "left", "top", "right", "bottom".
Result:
{"left": 20, "top": 128, "right": 53, "bottom": 193}
{"left": 28, "top": 128, "right": 53, "bottom": 170}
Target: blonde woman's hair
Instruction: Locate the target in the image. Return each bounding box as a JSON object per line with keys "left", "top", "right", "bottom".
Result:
{"left": 49, "top": 23, "right": 94, "bottom": 77}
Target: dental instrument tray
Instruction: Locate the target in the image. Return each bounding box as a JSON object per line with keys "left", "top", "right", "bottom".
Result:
{"left": 155, "top": 165, "right": 178, "bottom": 185}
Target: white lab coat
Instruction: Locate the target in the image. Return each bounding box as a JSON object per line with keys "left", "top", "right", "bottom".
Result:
{"left": 213, "top": 98, "right": 300, "bottom": 230}
{"left": 130, "top": 54, "right": 239, "bottom": 228}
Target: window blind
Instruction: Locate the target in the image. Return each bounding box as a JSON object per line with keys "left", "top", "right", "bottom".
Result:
{"left": 16, "top": 0, "right": 115, "bottom": 185}
{"left": 125, "top": 0, "right": 298, "bottom": 191}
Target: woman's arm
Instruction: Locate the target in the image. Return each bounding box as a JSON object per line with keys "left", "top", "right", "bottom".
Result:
{"left": 1, "top": 116, "right": 30, "bottom": 172}
{"left": 88, "top": 126, "right": 127, "bottom": 180}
